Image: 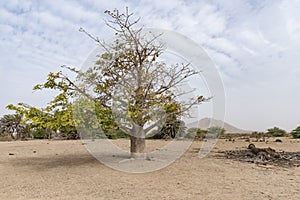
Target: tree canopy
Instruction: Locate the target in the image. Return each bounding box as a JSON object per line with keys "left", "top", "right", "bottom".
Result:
{"left": 291, "top": 126, "right": 300, "bottom": 138}
{"left": 0, "top": 113, "right": 29, "bottom": 140}
{"left": 266, "top": 127, "right": 287, "bottom": 137}
{"left": 5, "top": 8, "right": 207, "bottom": 155}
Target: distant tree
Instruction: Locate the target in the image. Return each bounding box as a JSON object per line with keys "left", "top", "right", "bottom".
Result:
{"left": 207, "top": 126, "right": 225, "bottom": 136}
{"left": 7, "top": 99, "right": 121, "bottom": 140}
{"left": 291, "top": 126, "right": 300, "bottom": 138}
{"left": 185, "top": 128, "right": 207, "bottom": 140}
{"left": 7, "top": 101, "right": 78, "bottom": 139}
{"left": 0, "top": 114, "right": 29, "bottom": 140}
{"left": 160, "top": 119, "right": 185, "bottom": 139}
{"left": 33, "top": 8, "right": 207, "bottom": 156}
{"left": 266, "top": 127, "right": 286, "bottom": 137}
{"left": 250, "top": 131, "right": 268, "bottom": 142}
{"left": 158, "top": 102, "right": 186, "bottom": 139}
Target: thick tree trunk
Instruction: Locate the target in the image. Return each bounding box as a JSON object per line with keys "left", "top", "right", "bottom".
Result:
{"left": 130, "top": 125, "right": 146, "bottom": 158}
{"left": 130, "top": 136, "right": 145, "bottom": 153}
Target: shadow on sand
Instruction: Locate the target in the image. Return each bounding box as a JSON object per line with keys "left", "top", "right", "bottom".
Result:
{"left": 6, "top": 153, "right": 102, "bottom": 170}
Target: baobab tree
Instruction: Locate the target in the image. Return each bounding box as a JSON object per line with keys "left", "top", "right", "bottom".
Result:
{"left": 34, "top": 8, "right": 206, "bottom": 157}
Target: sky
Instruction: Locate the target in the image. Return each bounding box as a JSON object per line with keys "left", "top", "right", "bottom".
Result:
{"left": 0, "top": 0, "right": 300, "bottom": 132}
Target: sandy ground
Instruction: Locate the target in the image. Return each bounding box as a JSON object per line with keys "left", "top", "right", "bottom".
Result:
{"left": 0, "top": 138, "right": 299, "bottom": 200}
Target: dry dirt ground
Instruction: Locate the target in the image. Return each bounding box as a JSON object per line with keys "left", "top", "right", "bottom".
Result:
{"left": 0, "top": 138, "right": 299, "bottom": 200}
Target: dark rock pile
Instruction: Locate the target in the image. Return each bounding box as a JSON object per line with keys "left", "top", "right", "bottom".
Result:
{"left": 217, "top": 144, "right": 300, "bottom": 168}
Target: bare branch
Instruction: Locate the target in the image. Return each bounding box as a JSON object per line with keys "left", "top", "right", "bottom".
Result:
{"left": 79, "top": 27, "right": 110, "bottom": 53}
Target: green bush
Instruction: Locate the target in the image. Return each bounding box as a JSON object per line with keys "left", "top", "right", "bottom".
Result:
{"left": 68, "top": 128, "right": 127, "bottom": 140}
{"left": 291, "top": 126, "right": 300, "bottom": 138}
{"left": 207, "top": 126, "right": 225, "bottom": 136}
{"left": 106, "top": 129, "right": 128, "bottom": 139}
{"left": 185, "top": 128, "right": 207, "bottom": 140}
{"left": 147, "top": 132, "right": 165, "bottom": 139}
{"left": 266, "top": 127, "right": 286, "bottom": 137}
{"left": 59, "top": 131, "right": 79, "bottom": 140}
{"left": 32, "top": 129, "right": 50, "bottom": 139}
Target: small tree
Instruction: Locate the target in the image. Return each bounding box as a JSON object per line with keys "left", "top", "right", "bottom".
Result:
{"left": 267, "top": 127, "right": 286, "bottom": 137}
{"left": 0, "top": 114, "right": 29, "bottom": 140}
{"left": 185, "top": 128, "right": 207, "bottom": 140}
{"left": 291, "top": 126, "right": 300, "bottom": 138}
{"left": 207, "top": 126, "right": 225, "bottom": 137}
{"left": 157, "top": 101, "right": 185, "bottom": 139}
{"left": 7, "top": 102, "right": 78, "bottom": 139}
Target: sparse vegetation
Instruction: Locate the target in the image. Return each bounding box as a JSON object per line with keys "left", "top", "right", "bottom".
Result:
{"left": 185, "top": 128, "right": 207, "bottom": 140}
{"left": 207, "top": 126, "right": 225, "bottom": 137}
{"left": 291, "top": 126, "right": 300, "bottom": 138}
{"left": 31, "top": 129, "right": 50, "bottom": 139}
{"left": 266, "top": 127, "right": 287, "bottom": 137}
{"left": 249, "top": 131, "right": 268, "bottom": 142}
{"left": 0, "top": 114, "right": 30, "bottom": 140}
{"left": 105, "top": 129, "right": 128, "bottom": 139}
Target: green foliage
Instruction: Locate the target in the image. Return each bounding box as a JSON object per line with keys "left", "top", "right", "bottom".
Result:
{"left": 0, "top": 114, "right": 29, "bottom": 140}
{"left": 157, "top": 102, "right": 186, "bottom": 139}
{"left": 106, "top": 129, "right": 128, "bottom": 139}
{"left": 207, "top": 126, "right": 225, "bottom": 136}
{"left": 185, "top": 128, "right": 207, "bottom": 140}
{"left": 267, "top": 127, "right": 287, "bottom": 137}
{"left": 145, "top": 102, "right": 186, "bottom": 139}
{"left": 58, "top": 130, "right": 79, "bottom": 140}
{"left": 291, "top": 126, "right": 300, "bottom": 138}
{"left": 31, "top": 129, "right": 50, "bottom": 139}
{"left": 152, "top": 119, "right": 186, "bottom": 139}
{"left": 75, "top": 8, "right": 204, "bottom": 143}
{"left": 250, "top": 131, "right": 267, "bottom": 138}
{"left": 5, "top": 8, "right": 206, "bottom": 150}
{"left": 73, "top": 99, "right": 118, "bottom": 139}
{"left": 7, "top": 103, "right": 78, "bottom": 139}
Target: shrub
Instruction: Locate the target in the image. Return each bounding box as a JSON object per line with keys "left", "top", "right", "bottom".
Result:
{"left": 59, "top": 131, "right": 79, "bottom": 140}
{"left": 0, "top": 132, "right": 13, "bottom": 141}
{"left": 291, "top": 126, "right": 300, "bottom": 138}
{"left": 106, "top": 129, "right": 128, "bottom": 139}
{"left": 250, "top": 131, "right": 267, "bottom": 138}
{"left": 32, "top": 129, "right": 50, "bottom": 139}
{"left": 207, "top": 126, "right": 225, "bottom": 136}
{"left": 185, "top": 128, "right": 207, "bottom": 140}
{"left": 266, "top": 127, "right": 286, "bottom": 137}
